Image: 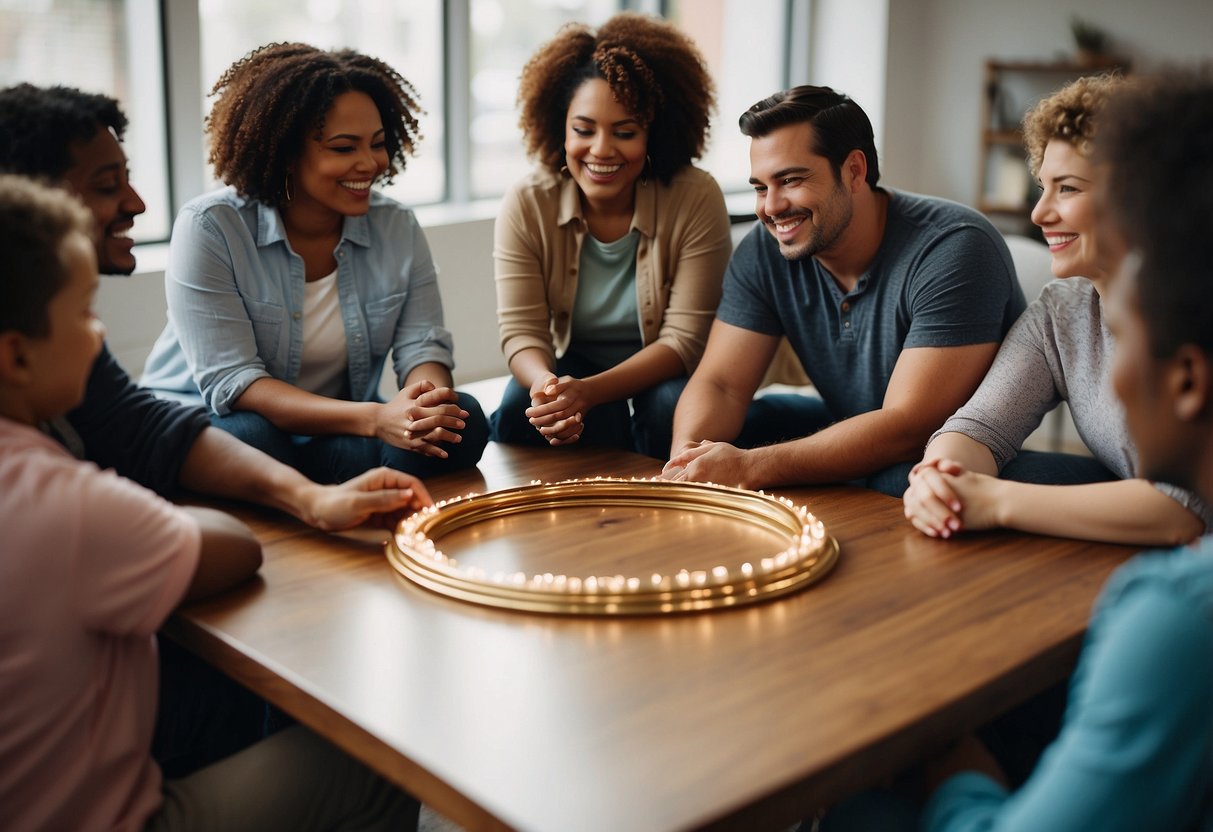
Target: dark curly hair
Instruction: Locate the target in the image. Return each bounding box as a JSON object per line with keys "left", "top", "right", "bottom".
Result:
{"left": 516, "top": 12, "right": 715, "bottom": 185}
{"left": 1022, "top": 73, "right": 1121, "bottom": 178}
{"left": 0, "top": 84, "right": 127, "bottom": 180}
{"left": 207, "top": 42, "right": 424, "bottom": 208}
{"left": 739, "top": 85, "right": 880, "bottom": 188}
{"left": 0, "top": 174, "right": 94, "bottom": 338}
{"left": 1097, "top": 64, "right": 1213, "bottom": 358}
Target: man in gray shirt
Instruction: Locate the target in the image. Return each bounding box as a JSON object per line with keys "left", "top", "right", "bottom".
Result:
{"left": 663, "top": 85, "right": 1025, "bottom": 496}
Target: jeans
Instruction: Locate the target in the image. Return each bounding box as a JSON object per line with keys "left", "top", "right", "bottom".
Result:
{"left": 735, "top": 392, "right": 915, "bottom": 498}
{"left": 1000, "top": 449, "right": 1117, "bottom": 485}
{"left": 210, "top": 392, "right": 489, "bottom": 484}
{"left": 489, "top": 350, "right": 687, "bottom": 459}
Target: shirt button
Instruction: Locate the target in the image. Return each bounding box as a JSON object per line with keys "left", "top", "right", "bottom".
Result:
{"left": 644, "top": 318, "right": 653, "bottom": 326}
{"left": 844, "top": 321, "right": 851, "bottom": 329}
{"left": 841, "top": 301, "right": 850, "bottom": 312}
{"left": 569, "top": 267, "right": 577, "bottom": 275}
{"left": 292, "top": 312, "right": 302, "bottom": 321}
{"left": 338, "top": 250, "right": 345, "bottom": 258}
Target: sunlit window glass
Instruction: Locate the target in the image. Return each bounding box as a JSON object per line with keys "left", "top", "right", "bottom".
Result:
{"left": 468, "top": 0, "right": 619, "bottom": 200}
{"left": 667, "top": 0, "right": 786, "bottom": 195}
{"left": 0, "top": 0, "right": 171, "bottom": 241}
{"left": 197, "top": 0, "right": 443, "bottom": 206}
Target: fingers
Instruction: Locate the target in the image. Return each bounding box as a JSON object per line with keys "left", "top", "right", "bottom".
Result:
{"left": 666, "top": 439, "right": 715, "bottom": 468}
{"left": 904, "top": 468, "right": 963, "bottom": 538}
{"left": 414, "top": 385, "right": 461, "bottom": 408}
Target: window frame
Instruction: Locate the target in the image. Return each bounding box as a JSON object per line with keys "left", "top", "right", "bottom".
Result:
{"left": 154, "top": 0, "right": 808, "bottom": 234}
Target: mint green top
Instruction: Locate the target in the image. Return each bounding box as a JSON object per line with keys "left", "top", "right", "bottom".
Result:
{"left": 570, "top": 231, "right": 643, "bottom": 368}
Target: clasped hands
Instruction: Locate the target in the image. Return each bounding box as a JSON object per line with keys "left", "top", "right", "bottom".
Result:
{"left": 376, "top": 379, "right": 469, "bottom": 459}
{"left": 525, "top": 373, "right": 590, "bottom": 446}
{"left": 903, "top": 458, "right": 1005, "bottom": 538}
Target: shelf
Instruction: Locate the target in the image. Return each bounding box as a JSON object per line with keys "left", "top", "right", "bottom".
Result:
{"left": 983, "top": 129, "right": 1024, "bottom": 146}
{"left": 978, "top": 200, "right": 1031, "bottom": 216}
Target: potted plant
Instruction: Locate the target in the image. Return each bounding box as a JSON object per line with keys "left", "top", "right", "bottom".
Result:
{"left": 1071, "top": 17, "right": 1110, "bottom": 66}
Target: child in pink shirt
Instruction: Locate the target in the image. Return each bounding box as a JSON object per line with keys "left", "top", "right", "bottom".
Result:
{"left": 0, "top": 175, "right": 419, "bottom": 830}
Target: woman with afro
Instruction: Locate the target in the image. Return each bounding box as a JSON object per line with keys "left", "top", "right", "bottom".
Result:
{"left": 142, "top": 43, "right": 488, "bottom": 484}
{"left": 490, "top": 13, "right": 732, "bottom": 457}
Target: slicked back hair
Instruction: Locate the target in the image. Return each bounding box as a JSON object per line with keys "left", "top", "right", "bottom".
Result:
{"left": 739, "top": 85, "right": 880, "bottom": 188}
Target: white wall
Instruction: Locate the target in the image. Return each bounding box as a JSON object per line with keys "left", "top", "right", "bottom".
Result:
{"left": 100, "top": 1, "right": 1213, "bottom": 389}
{"left": 881, "top": 0, "right": 1213, "bottom": 199}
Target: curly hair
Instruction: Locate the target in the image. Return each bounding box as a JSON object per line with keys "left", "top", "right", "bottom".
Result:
{"left": 206, "top": 42, "right": 424, "bottom": 208}
{"left": 1097, "top": 64, "right": 1213, "bottom": 358}
{"left": 0, "top": 84, "right": 128, "bottom": 180}
{"left": 1022, "top": 73, "right": 1122, "bottom": 177}
{"left": 516, "top": 12, "right": 715, "bottom": 184}
{"left": 0, "top": 174, "right": 94, "bottom": 338}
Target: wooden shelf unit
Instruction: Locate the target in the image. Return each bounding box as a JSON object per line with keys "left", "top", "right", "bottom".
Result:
{"left": 976, "top": 57, "right": 1129, "bottom": 233}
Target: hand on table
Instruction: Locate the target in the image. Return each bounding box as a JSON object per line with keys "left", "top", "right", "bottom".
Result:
{"left": 377, "top": 380, "right": 469, "bottom": 458}
{"left": 661, "top": 440, "right": 754, "bottom": 489}
{"left": 301, "top": 467, "right": 433, "bottom": 532}
{"left": 903, "top": 458, "right": 1004, "bottom": 537}
{"left": 525, "top": 373, "right": 586, "bottom": 446}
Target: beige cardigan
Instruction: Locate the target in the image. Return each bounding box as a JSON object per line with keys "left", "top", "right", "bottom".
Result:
{"left": 493, "top": 165, "right": 732, "bottom": 373}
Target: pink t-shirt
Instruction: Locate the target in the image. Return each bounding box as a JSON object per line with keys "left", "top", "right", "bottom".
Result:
{"left": 0, "top": 419, "right": 200, "bottom": 831}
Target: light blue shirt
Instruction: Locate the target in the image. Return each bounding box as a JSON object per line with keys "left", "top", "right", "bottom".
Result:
{"left": 141, "top": 187, "right": 454, "bottom": 415}
{"left": 924, "top": 536, "right": 1213, "bottom": 831}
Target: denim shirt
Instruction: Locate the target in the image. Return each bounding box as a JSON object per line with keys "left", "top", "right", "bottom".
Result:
{"left": 141, "top": 187, "right": 454, "bottom": 415}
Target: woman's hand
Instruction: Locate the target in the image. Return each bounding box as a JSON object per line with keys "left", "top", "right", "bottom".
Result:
{"left": 904, "top": 458, "right": 1006, "bottom": 537}
{"left": 376, "top": 379, "right": 469, "bottom": 457}
{"left": 525, "top": 374, "right": 588, "bottom": 446}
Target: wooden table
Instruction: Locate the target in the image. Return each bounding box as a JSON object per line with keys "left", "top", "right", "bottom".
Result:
{"left": 167, "top": 444, "right": 1136, "bottom": 831}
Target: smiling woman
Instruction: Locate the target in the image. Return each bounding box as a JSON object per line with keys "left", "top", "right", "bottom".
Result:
{"left": 138, "top": 43, "right": 489, "bottom": 486}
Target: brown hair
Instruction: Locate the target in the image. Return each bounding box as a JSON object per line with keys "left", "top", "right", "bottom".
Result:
{"left": 1097, "top": 64, "right": 1213, "bottom": 357}
{"left": 206, "top": 42, "right": 423, "bottom": 208}
{"left": 0, "top": 174, "right": 94, "bottom": 337}
{"left": 1022, "top": 73, "right": 1122, "bottom": 177}
{"left": 516, "top": 12, "right": 715, "bottom": 184}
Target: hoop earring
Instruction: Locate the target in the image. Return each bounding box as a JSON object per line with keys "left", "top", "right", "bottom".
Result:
{"left": 284, "top": 174, "right": 294, "bottom": 202}
{"left": 641, "top": 155, "right": 652, "bottom": 186}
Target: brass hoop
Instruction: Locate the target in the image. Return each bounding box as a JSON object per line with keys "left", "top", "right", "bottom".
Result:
{"left": 386, "top": 478, "right": 839, "bottom": 616}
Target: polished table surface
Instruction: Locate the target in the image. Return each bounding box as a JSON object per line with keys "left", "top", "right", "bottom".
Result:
{"left": 168, "top": 444, "right": 1137, "bottom": 832}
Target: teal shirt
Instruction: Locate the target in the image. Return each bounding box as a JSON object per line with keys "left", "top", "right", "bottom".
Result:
{"left": 925, "top": 536, "right": 1213, "bottom": 831}
{"left": 570, "top": 231, "right": 643, "bottom": 368}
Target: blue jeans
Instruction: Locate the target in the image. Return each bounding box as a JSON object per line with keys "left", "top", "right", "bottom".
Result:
{"left": 211, "top": 392, "right": 489, "bottom": 484}
{"left": 735, "top": 393, "right": 915, "bottom": 498}
{"left": 489, "top": 350, "right": 687, "bottom": 459}
{"left": 1000, "top": 449, "right": 1117, "bottom": 485}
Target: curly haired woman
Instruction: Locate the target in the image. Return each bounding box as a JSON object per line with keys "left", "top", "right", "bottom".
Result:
{"left": 141, "top": 43, "right": 487, "bottom": 484}
{"left": 903, "top": 73, "right": 1209, "bottom": 544}
{"left": 490, "top": 13, "right": 733, "bottom": 458}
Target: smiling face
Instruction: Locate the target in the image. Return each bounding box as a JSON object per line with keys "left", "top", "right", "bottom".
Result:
{"left": 289, "top": 91, "right": 389, "bottom": 222}
{"left": 563, "top": 77, "right": 648, "bottom": 216}
{"left": 1031, "top": 139, "right": 1100, "bottom": 281}
{"left": 61, "top": 125, "right": 146, "bottom": 275}
{"left": 748, "top": 121, "right": 853, "bottom": 262}
{"left": 26, "top": 231, "right": 106, "bottom": 420}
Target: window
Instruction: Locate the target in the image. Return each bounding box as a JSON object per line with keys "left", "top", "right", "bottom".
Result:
{"left": 3, "top": 0, "right": 801, "bottom": 240}
{"left": 197, "top": 0, "right": 445, "bottom": 206}
{"left": 0, "top": 0, "right": 171, "bottom": 240}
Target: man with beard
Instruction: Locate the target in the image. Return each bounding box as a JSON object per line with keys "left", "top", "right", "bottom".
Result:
{"left": 663, "top": 85, "right": 1025, "bottom": 496}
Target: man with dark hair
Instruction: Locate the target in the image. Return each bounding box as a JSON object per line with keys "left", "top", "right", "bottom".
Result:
{"left": 0, "top": 82, "right": 433, "bottom": 775}
{"left": 664, "top": 85, "right": 1025, "bottom": 496}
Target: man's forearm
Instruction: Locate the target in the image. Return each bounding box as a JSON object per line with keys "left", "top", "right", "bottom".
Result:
{"left": 178, "top": 427, "right": 319, "bottom": 523}
{"left": 670, "top": 374, "right": 749, "bottom": 451}
{"left": 746, "top": 407, "right": 930, "bottom": 487}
